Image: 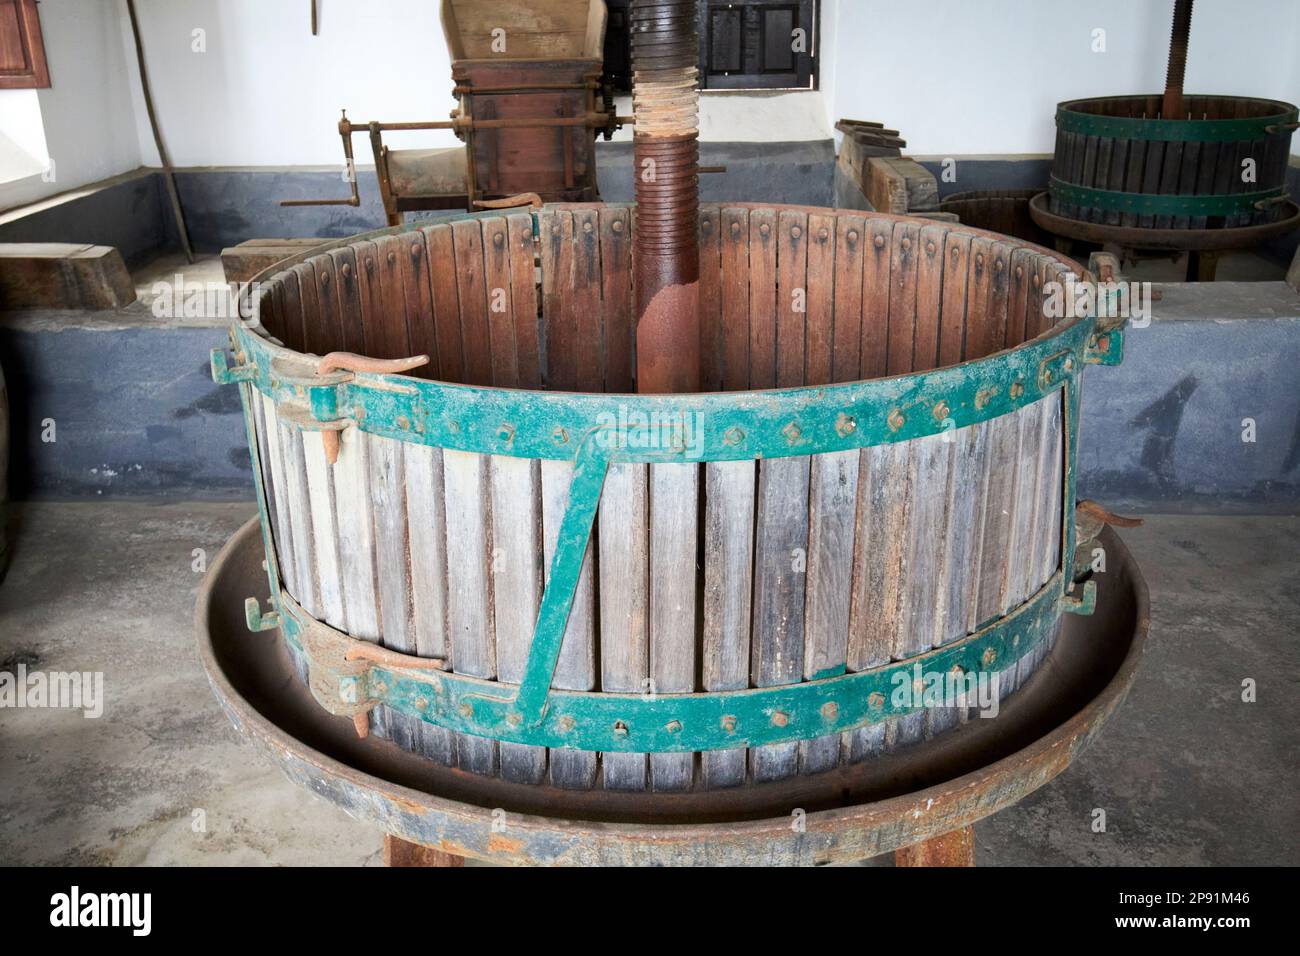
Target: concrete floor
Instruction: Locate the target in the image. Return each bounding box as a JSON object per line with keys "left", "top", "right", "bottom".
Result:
{"left": 0, "top": 502, "right": 1296, "bottom": 866}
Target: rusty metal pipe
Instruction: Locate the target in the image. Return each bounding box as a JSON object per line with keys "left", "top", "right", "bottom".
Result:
{"left": 632, "top": 0, "right": 700, "bottom": 394}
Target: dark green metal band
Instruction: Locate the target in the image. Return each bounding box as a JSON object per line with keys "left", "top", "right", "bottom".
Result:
{"left": 274, "top": 578, "right": 1078, "bottom": 753}
{"left": 1049, "top": 177, "right": 1286, "bottom": 216}
{"left": 1056, "top": 99, "right": 1298, "bottom": 143}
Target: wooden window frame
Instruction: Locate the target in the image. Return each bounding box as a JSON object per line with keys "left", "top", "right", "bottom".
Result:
{"left": 0, "top": 0, "right": 51, "bottom": 90}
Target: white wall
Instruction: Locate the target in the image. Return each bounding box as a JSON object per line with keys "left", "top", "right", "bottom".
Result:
{"left": 0, "top": 0, "right": 144, "bottom": 209}
{"left": 826, "top": 0, "right": 1300, "bottom": 157}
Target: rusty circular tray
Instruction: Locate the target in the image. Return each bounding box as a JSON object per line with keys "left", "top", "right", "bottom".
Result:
{"left": 1028, "top": 190, "right": 1300, "bottom": 251}
{"left": 197, "top": 516, "right": 1148, "bottom": 866}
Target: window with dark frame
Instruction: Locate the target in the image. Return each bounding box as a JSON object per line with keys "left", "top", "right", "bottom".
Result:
{"left": 604, "top": 0, "right": 818, "bottom": 94}
{"left": 0, "top": 0, "right": 51, "bottom": 90}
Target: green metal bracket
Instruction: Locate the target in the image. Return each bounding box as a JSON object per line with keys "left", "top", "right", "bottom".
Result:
{"left": 1049, "top": 177, "right": 1286, "bottom": 218}
{"left": 1060, "top": 579, "right": 1097, "bottom": 616}
{"left": 1086, "top": 328, "right": 1124, "bottom": 366}
{"left": 245, "top": 596, "right": 281, "bottom": 632}
{"left": 210, "top": 348, "right": 257, "bottom": 385}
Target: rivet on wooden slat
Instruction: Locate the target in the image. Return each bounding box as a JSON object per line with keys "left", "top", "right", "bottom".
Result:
{"left": 387, "top": 251, "right": 397, "bottom": 264}
{"left": 976, "top": 253, "right": 985, "bottom": 268}
{"left": 583, "top": 220, "right": 594, "bottom": 234}
{"left": 341, "top": 263, "right": 352, "bottom": 278}
{"left": 551, "top": 224, "right": 561, "bottom": 236}
{"left": 730, "top": 221, "right": 741, "bottom": 237}
{"left": 1015, "top": 266, "right": 1024, "bottom": 279}
{"left": 818, "top": 227, "right": 829, "bottom": 241}
{"left": 926, "top": 241, "right": 936, "bottom": 255}
{"left": 847, "top": 229, "right": 859, "bottom": 244}
{"left": 791, "top": 225, "right": 802, "bottom": 238}
{"left": 950, "top": 246, "right": 960, "bottom": 260}
{"left": 411, "top": 243, "right": 421, "bottom": 258}
{"left": 700, "top": 217, "right": 712, "bottom": 233}
{"left": 365, "top": 257, "right": 375, "bottom": 268}
{"left": 873, "top": 234, "right": 885, "bottom": 248}
{"left": 320, "top": 273, "right": 330, "bottom": 286}
{"left": 612, "top": 219, "right": 625, "bottom": 233}
{"left": 493, "top": 232, "right": 505, "bottom": 247}
{"left": 1032, "top": 275, "right": 1041, "bottom": 288}
{"left": 901, "top": 237, "right": 912, "bottom": 251}
{"left": 995, "top": 257, "right": 1004, "bottom": 271}
{"left": 759, "top": 222, "right": 771, "bottom": 237}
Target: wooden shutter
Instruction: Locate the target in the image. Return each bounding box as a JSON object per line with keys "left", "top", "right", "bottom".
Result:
{"left": 698, "top": 0, "right": 816, "bottom": 90}
{"left": 0, "top": 0, "right": 49, "bottom": 89}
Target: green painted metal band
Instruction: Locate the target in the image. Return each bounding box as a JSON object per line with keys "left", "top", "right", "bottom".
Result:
{"left": 1056, "top": 99, "right": 1298, "bottom": 143}
{"left": 1049, "top": 177, "right": 1286, "bottom": 216}
{"left": 221, "top": 313, "right": 1108, "bottom": 464}
{"left": 275, "top": 578, "right": 1065, "bottom": 753}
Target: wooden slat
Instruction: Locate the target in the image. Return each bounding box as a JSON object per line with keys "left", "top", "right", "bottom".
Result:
{"left": 720, "top": 207, "right": 750, "bottom": 389}
{"left": 368, "top": 236, "right": 414, "bottom": 359}
{"left": 451, "top": 220, "right": 493, "bottom": 387}
{"left": 542, "top": 458, "right": 598, "bottom": 789}
{"left": 492, "top": 454, "right": 545, "bottom": 783}
{"left": 332, "top": 427, "right": 378, "bottom": 640}
{"left": 648, "top": 462, "right": 698, "bottom": 791}
{"left": 327, "top": 247, "right": 367, "bottom": 355}
{"left": 831, "top": 215, "right": 866, "bottom": 382}
{"left": 600, "top": 207, "right": 634, "bottom": 392}
{"left": 395, "top": 233, "right": 436, "bottom": 371}
{"left": 443, "top": 449, "right": 497, "bottom": 773}
{"left": 972, "top": 409, "right": 1021, "bottom": 630}
{"left": 256, "top": 392, "right": 297, "bottom": 597}
{"left": 698, "top": 206, "right": 723, "bottom": 391}
{"left": 913, "top": 224, "right": 946, "bottom": 371}
{"left": 351, "top": 240, "right": 384, "bottom": 360}
{"left": 403, "top": 441, "right": 455, "bottom": 763}
{"left": 481, "top": 216, "right": 519, "bottom": 387}
{"left": 598, "top": 462, "right": 649, "bottom": 790}
{"left": 301, "top": 431, "right": 345, "bottom": 629}
{"left": 804, "top": 214, "right": 836, "bottom": 387}
{"left": 775, "top": 209, "right": 808, "bottom": 388}
{"left": 279, "top": 421, "right": 317, "bottom": 617}
{"left": 571, "top": 208, "right": 604, "bottom": 392}
{"left": 701, "top": 460, "right": 755, "bottom": 787}
{"left": 423, "top": 225, "right": 466, "bottom": 383}
{"left": 886, "top": 220, "right": 920, "bottom": 375}
{"left": 369, "top": 434, "right": 419, "bottom": 748}
{"left": 540, "top": 209, "right": 577, "bottom": 389}
{"left": 747, "top": 208, "right": 778, "bottom": 388}
{"left": 1004, "top": 248, "right": 1033, "bottom": 349}
{"left": 799, "top": 449, "right": 858, "bottom": 773}
{"left": 938, "top": 230, "right": 971, "bottom": 367}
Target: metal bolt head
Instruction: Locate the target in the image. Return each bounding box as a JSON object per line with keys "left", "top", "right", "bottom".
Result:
{"left": 505, "top": 712, "right": 522, "bottom": 727}
{"left": 665, "top": 719, "right": 682, "bottom": 734}
{"left": 612, "top": 720, "right": 630, "bottom": 738}
{"left": 932, "top": 400, "right": 949, "bottom": 421}
{"left": 1010, "top": 381, "right": 1025, "bottom": 399}
{"left": 887, "top": 408, "right": 905, "bottom": 432}
{"left": 612, "top": 219, "right": 625, "bottom": 233}
{"left": 558, "top": 715, "right": 576, "bottom": 732}
{"left": 497, "top": 423, "right": 515, "bottom": 444}
{"left": 835, "top": 412, "right": 857, "bottom": 437}
{"left": 982, "top": 647, "right": 998, "bottom": 667}
{"left": 459, "top": 703, "right": 473, "bottom": 718}
{"left": 782, "top": 421, "right": 802, "bottom": 444}
{"left": 723, "top": 426, "right": 745, "bottom": 446}
{"left": 720, "top": 714, "right": 737, "bottom": 733}
{"left": 552, "top": 426, "right": 569, "bottom": 445}
{"left": 770, "top": 710, "right": 790, "bottom": 728}
{"left": 396, "top": 415, "right": 410, "bottom": 430}
{"left": 415, "top": 696, "right": 429, "bottom": 711}
{"left": 867, "top": 692, "right": 885, "bottom": 711}
{"left": 820, "top": 702, "right": 838, "bottom": 722}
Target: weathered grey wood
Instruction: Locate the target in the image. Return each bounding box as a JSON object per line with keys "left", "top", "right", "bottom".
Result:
{"left": 749, "top": 457, "right": 810, "bottom": 781}
{"left": 541, "top": 458, "right": 598, "bottom": 789}
{"left": 598, "top": 463, "right": 649, "bottom": 790}
{"left": 929, "top": 421, "right": 988, "bottom": 735}
{"left": 442, "top": 449, "right": 498, "bottom": 774}
{"left": 491, "top": 454, "right": 546, "bottom": 783}
{"left": 334, "top": 428, "right": 379, "bottom": 641}
{"left": 845, "top": 441, "right": 910, "bottom": 759}
{"left": 256, "top": 393, "right": 297, "bottom": 597}
{"left": 799, "top": 450, "right": 858, "bottom": 774}
{"left": 648, "top": 463, "right": 698, "bottom": 791}
{"left": 701, "top": 460, "right": 755, "bottom": 787}
{"left": 278, "top": 421, "right": 317, "bottom": 618}
{"left": 403, "top": 442, "right": 454, "bottom": 763}
{"left": 302, "top": 431, "right": 345, "bottom": 629}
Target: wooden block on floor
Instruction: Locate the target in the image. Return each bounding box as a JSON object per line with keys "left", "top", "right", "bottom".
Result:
{"left": 0, "top": 243, "right": 135, "bottom": 310}
{"left": 220, "top": 238, "right": 328, "bottom": 284}
{"left": 865, "top": 157, "right": 940, "bottom": 215}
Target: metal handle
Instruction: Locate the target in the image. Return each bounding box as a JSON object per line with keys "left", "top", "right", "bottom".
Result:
{"left": 1253, "top": 193, "right": 1290, "bottom": 210}
{"left": 473, "top": 192, "right": 544, "bottom": 210}
{"left": 317, "top": 352, "right": 430, "bottom": 376}
{"left": 1265, "top": 122, "right": 1300, "bottom": 134}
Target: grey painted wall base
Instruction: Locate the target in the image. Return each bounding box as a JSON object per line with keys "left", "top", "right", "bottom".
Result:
{"left": 3, "top": 280, "right": 1299, "bottom": 509}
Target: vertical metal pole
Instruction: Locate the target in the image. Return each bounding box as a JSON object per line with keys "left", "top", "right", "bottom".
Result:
{"left": 631, "top": 0, "right": 700, "bottom": 394}
{"left": 1162, "top": 0, "right": 1194, "bottom": 119}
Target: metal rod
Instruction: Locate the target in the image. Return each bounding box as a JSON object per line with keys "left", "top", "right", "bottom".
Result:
{"left": 632, "top": 0, "right": 701, "bottom": 394}
{"left": 1162, "top": 0, "right": 1194, "bottom": 119}
{"left": 125, "top": 0, "right": 194, "bottom": 264}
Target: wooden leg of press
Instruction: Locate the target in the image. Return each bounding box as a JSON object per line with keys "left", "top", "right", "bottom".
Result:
{"left": 383, "top": 833, "right": 465, "bottom": 868}
{"left": 894, "top": 825, "right": 976, "bottom": 867}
